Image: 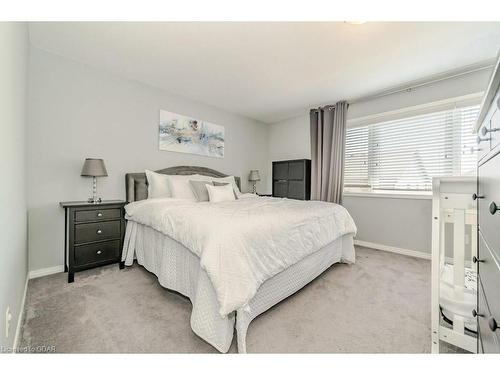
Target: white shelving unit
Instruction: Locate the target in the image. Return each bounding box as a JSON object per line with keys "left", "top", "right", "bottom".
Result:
{"left": 431, "top": 176, "right": 477, "bottom": 353}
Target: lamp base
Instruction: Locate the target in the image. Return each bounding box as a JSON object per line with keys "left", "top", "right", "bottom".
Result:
{"left": 87, "top": 176, "right": 102, "bottom": 204}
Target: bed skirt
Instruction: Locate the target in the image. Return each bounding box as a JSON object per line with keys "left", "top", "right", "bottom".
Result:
{"left": 122, "top": 221, "right": 355, "bottom": 353}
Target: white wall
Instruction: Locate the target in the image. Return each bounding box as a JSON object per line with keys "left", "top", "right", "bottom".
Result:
{"left": 343, "top": 196, "right": 432, "bottom": 253}
{"left": 27, "top": 47, "right": 269, "bottom": 272}
{"left": 0, "top": 23, "right": 29, "bottom": 349}
{"left": 266, "top": 68, "right": 492, "bottom": 254}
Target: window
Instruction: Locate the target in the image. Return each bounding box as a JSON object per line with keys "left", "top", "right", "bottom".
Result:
{"left": 344, "top": 104, "right": 480, "bottom": 192}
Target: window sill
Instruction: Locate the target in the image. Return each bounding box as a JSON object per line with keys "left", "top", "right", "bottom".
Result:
{"left": 343, "top": 189, "right": 432, "bottom": 200}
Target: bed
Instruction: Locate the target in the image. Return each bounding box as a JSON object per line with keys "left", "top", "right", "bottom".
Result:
{"left": 122, "top": 166, "right": 357, "bottom": 353}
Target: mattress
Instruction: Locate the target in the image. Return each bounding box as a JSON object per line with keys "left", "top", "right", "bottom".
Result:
{"left": 122, "top": 221, "right": 355, "bottom": 353}
{"left": 124, "top": 195, "right": 357, "bottom": 316}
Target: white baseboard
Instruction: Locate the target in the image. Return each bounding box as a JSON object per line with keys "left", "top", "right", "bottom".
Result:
{"left": 354, "top": 239, "right": 431, "bottom": 260}
{"left": 28, "top": 265, "right": 64, "bottom": 280}
{"left": 12, "top": 275, "right": 29, "bottom": 352}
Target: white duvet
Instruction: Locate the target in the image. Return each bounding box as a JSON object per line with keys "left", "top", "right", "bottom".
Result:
{"left": 124, "top": 195, "right": 356, "bottom": 316}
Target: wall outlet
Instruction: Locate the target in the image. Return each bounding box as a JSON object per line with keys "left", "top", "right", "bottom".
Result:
{"left": 5, "top": 307, "right": 12, "bottom": 339}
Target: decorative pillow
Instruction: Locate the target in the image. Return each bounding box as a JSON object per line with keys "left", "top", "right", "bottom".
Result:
{"left": 206, "top": 183, "right": 236, "bottom": 203}
{"left": 189, "top": 180, "right": 213, "bottom": 202}
{"left": 145, "top": 170, "right": 171, "bottom": 199}
{"left": 166, "top": 175, "right": 199, "bottom": 201}
{"left": 212, "top": 176, "right": 242, "bottom": 197}
{"left": 213, "top": 181, "right": 238, "bottom": 199}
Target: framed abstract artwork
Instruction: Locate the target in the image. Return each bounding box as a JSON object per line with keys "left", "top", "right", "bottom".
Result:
{"left": 159, "top": 110, "right": 225, "bottom": 158}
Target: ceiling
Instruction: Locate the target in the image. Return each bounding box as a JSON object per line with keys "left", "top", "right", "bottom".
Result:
{"left": 29, "top": 22, "right": 500, "bottom": 124}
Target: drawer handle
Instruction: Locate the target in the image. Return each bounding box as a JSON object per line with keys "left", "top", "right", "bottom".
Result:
{"left": 96, "top": 250, "right": 102, "bottom": 255}
{"left": 96, "top": 229, "right": 102, "bottom": 234}
{"left": 477, "top": 135, "right": 491, "bottom": 144}
{"left": 97, "top": 212, "right": 103, "bottom": 217}
{"left": 481, "top": 126, "right": 500, "bottom": 136}
{"left": 472, "top": 309, "right": 484, "bottom": 318}
{"left": 489, "top": 201, "right": 498, "bottom": 215}
{"left": 472, "top": 193, "right": 484, "bottom": 200}
{"left": 489, "top": 317, "right": 498, "bottom": 332}
{"left": 472, "top": 256, "right": 484, "bottom": 264}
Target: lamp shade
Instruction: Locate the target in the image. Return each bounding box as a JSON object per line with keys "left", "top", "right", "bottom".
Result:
{"left": 248, "top": 170, "right": 260, "bottom": 182}
{"left": 81, "top": 158, "right": 108, "bottom": 177}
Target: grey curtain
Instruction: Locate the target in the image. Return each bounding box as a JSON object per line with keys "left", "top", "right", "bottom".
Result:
{"left": 310, "top": 101, "right": 349, "bottom": 204}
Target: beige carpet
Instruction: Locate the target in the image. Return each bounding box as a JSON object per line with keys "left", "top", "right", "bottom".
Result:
{"left": 20, "top": 246, "right": 437, "bottom": 353}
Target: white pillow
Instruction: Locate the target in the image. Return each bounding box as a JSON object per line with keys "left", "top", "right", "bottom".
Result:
{"left": 211, "top": 176, "right": 242, "bottom": 197}
{"left": 206, "top": 183, "right": 236, "bottom": 203}
{"left": 166, "top": 174, "right": 202, "bottom": 201}
{"left": 145, "top": 170, "right": 171, "bottom": 199}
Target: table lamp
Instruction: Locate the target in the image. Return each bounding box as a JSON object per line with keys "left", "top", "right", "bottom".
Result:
{"left": 81, "top": 158, "right": 108, "bottom": 203}
{"left": 248, "top": 170, "right": 261, "bottom": 194}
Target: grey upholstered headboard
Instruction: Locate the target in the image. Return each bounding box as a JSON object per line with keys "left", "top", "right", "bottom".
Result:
{"left": 125, "top": 166, "right": 241, "bottom": 203}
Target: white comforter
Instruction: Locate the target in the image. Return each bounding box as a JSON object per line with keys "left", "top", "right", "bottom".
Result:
{"left": 124, "top": 195, "right": 356, "bottom": 316}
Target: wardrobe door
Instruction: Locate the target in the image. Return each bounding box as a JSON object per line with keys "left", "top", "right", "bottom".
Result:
{"left": 288, "top": 160, "right": 304, "bottom": 180}
{"left": 273, "top": 162, "right": 289, "bottom": 180}
{"left": 288, "top": 180, "right": 305, "bottom": 199}
{"left": 273, "top": 180, "right": 288, "bottom": 197}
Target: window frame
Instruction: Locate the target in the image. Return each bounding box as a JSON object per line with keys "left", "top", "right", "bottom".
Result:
{"left": 343, "top": 94, "right": 482, "bottom": 198}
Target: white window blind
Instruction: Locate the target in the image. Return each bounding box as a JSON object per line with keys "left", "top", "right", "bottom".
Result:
{"left": 344, "top": 105, "right": 479, "bottom": 191}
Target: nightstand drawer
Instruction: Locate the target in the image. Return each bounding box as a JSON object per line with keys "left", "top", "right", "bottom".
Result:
{"left": 74, "top": 240, "right": 120, "bottom": 266}
{"left": 74, "top": 220, "right": 121, "bottom": 244}
{"left": 75, "top": 208, "right": 121, "bottom": 222}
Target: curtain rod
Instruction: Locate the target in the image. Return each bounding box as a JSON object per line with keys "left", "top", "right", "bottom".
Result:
{"left": 347, "top": 60, "right": 495, "bottom": 105}
{"left": 310, "top": 104, "right": 336, "bottom": 112}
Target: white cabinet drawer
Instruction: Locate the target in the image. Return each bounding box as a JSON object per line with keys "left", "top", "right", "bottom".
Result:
{"left": 477, "top": 121, "right": 491, "bottom": 161}
{"left": 490, "top": 104, "right": 500, "bottom": 151}
{"left": 477, "top": 94, "right": 500, "bottom": 161}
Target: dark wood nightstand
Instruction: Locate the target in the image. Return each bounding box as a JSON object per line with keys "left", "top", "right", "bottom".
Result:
{"left": 60, "top": 200, "right": 126, "bottom": 283}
